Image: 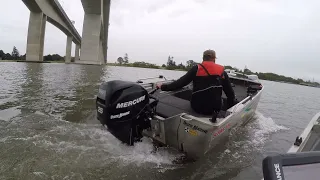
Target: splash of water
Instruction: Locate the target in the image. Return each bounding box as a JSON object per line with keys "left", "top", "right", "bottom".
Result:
{"left": 0, "top": 112, "right": 184, "bottom": 174}
{"left": 26, "top": 119, "right": 184, "bottom": 168}
{"left": 250, "top": 111, "right": 289, "bottom": 147}
{"left": 82, "top": 127, "right": 183, "bottom": 167}
{"left": 216, "top": 111, "right": 290, "bottom": 169}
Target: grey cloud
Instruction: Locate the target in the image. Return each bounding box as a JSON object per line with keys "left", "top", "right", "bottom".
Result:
{"left": 193, "top": 0, "right": 207, "bottom": 3}
{"left": 168, "top": 8, "right": 191, "bottom": 18}
{"left": 109, "top": 0, "right": 178, "bottom": 26}
{"left": 1, "top": 0, "right": 320, "bottom": 81}
{"left": 111, "top": 13, "right": 125, "bottom": 26}
{"left": 146, "top": 0, "right": 176, "bottom": 13}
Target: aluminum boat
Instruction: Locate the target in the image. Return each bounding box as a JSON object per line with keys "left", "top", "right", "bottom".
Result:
{"left": 96, "top": 74, "right": 264, "bottom": 159}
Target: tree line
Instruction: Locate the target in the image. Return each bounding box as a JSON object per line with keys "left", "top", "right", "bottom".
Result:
{"left": 1, "top": 48, "right": 318, "bottom": 86}
{"left": 113, "top": 54, "right": 198, "bottom": 71}
{"left": 112, "top": 53, "right": 319, "bottom": 86}
{"left": 0, "top": 47, "right": 25, "bottom": 60}
{"left": 226, "top": 65, "right": 319, "bottom": 86}
{"left": 0, "top": 46, "right": 66, "bottom": 61}
{"left": 113, "top": 53, "right": 160, "bottom": 69}
{"left": 162, "top": 56, "right": 198, "bottom": 70}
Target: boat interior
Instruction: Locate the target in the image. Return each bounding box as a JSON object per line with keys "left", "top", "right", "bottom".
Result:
{"left": 300, "top": 117, "right": 320, "bottom": 152}
{"left": 153, "top": 77, "right": 261, "bottom": 119}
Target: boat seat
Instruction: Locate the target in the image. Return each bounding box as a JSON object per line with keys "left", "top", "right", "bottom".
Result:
{"left": 156, "top": 95, "right": 230, "bottom": 119}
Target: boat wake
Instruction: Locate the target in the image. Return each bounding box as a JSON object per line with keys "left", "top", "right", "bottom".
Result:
{"left": 250, "top": 111, "right": 290, "bottom": 147}
{"left": 214, "top": 111, "right": 290, "bottom": 169}
{"left": 0, "top": 110, "right": 289, "bottom": 178}
{"left": 0, "top": 113, "right": 184, "bottom": 178}
{"left": 40, "top": 122, "right": 184, "bottom": 169}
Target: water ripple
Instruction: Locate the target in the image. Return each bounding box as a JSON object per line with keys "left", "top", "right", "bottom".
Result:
{"left": 0, "top": 63, "right": 319, "bottom": 180}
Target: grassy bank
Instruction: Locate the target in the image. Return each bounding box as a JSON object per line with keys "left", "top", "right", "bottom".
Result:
{"left": 0, "top": 60, "right": 17, "bottom": 62}
{"left": 0, "top": 60, "right": 65, "bottom": 63}
{"left": 108, "top": 63, "right": 320, "bottom": 87}
{"left": 106, "top": 62, "right": 187, "bottom": 71}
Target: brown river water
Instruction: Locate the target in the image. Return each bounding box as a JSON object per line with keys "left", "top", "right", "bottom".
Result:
{"left": 0, "top": 62, "right": 319, "bottom": 180}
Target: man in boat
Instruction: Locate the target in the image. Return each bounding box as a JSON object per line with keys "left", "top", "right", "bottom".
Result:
{"left": 157, "top": 50, "right": 235, "bottom": 123}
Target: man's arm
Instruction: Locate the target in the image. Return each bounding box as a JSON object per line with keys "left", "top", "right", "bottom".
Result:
{"left": 221, "top": 71, "right": 236, "bottom": 106}
{"left": 161, "top": 65, "right": 198, "bottom": 91}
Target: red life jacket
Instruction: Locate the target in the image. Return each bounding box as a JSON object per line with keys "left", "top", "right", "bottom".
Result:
{"left": 191, "top": 61, "right": 225, "bottom": 115}
{"left": 196, "top": 61, "right": 225, "bottom": 77}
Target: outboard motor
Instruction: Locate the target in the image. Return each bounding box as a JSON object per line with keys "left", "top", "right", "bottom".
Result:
{"left": 96, "top": 80, "right": 157, "bottom": 145}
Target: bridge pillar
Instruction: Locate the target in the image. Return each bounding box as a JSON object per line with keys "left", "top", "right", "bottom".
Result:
{"left": 79, "top": 14, "right": 103, "bottom": 65}
{"left": 26, "top": 12, "right": 47, "bottom": 61}
{"left": 99, "top": 40, "right": 104, "bottom": 64}
{"left": 65, "top": 36, "right": 72, "bottom": 63}
{"left": 103, "top": 0, "right": 111, "bottom": 64}
{"left": 75, "top": 44, "right": 80, "bottom": 61}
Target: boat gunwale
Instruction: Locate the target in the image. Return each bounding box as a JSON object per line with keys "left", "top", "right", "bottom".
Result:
{"left": 287, "top": 112, "right": 320, "bottom": 153}
{"left": 190, "top": 87, "right": 263, "bottom": 127}
{"left": 151, "top": 85, "right": 264, "bottom": 131}
{"left": 142, "top": 79, "right": 264, "bottom": 126}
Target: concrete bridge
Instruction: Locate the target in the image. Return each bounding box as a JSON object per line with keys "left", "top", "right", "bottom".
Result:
{"left": 22, "top": 0, "right": 110, "bottom": 65}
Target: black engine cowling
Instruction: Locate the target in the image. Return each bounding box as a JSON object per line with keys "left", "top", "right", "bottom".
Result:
{"left": 96, "top": 80, "right": 155, "bottom": 145}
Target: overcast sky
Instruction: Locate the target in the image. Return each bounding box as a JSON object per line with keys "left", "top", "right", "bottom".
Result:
{"left": 1, "top": 0, "right": 320, "bottom": 81}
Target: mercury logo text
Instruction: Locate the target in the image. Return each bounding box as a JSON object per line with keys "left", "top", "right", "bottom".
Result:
{"left": 116, "top": 95, "right": 146, "bottom": 109}
{"left": 274, "top": 163, "right": 282, "bottom": 180}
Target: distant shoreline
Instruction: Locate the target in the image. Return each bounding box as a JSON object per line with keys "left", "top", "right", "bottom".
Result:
{"left": 1, "top": 60, "right": 318, "bottom": 88}
{"left": 0, "top": 60, "right": 67, "bottom": 63}
{"left": 107, "top": 63, "right": 320, "bottom": 88}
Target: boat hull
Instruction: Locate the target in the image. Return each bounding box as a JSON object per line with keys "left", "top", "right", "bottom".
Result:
{"left": 143, "top": 85, "right": 263, "bottom": 159}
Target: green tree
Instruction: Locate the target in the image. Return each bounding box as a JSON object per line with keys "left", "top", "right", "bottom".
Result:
{"left": 117, "top": 57, "right": 124, "bottom": 65}
{"left": 131, "top": 61, "right": 159, "bottom": 69}
{"left": 52, "top": 54, "right": 63, "bottom": 61}
{"left": 186, "top": 60, "right": 197, "bottom": 70}
{"left": 4, "top": 53, "right": 12, "bottom": 60}
{"left": 167, "top": 56, "right": 172, "bottom": 66}
{"left": 0, "top": 50, "right": 4, "bottom": 60}
{"left": 44, "top": 54, "right": 63, "bottom": 61}
{"left": 178, "top": 62, "right": 185, "bottom": 70}
{"left": 162, "top": 64, "right": 166, "bottom": 68}
{"left": 166, "top": 56, "right": 177, "bottom": 69}
{"left": 297, "top": 78, "right": 304, "bottom": 83}
{"left": 124, "top": 53, "right": 129, "bottom": 64}
{"left": 20, "top": 53, "right": 26, "bottom": 60}
{"left": 11, "top": 46, "right": 20, "bottom": 60}
{"left": 44, "top": 54, "right": 53, "bottom": 61}
{"left": 243, "top": 66, "right": 252, "bottom": 75}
